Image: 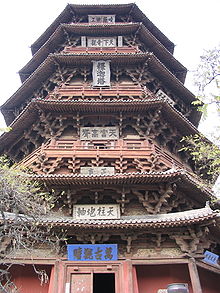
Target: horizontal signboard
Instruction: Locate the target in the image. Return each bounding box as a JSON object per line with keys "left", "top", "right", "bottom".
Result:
{"left": 88, "top": 15, "right": 115, "bottom": 23}
{"left": 80, "top": 126, "right": 119, "bottom": 140}
{"left": 73, "top": 204, "right": 120, "bottom": 219}
{"left": 67, "top": 244, "right": 118, "bottom": 261}
{"left": 80, "top": 167, "right": 115, "bottom": 176}
{"left": 87, "top": 37, "right": 117, "bottom": 47}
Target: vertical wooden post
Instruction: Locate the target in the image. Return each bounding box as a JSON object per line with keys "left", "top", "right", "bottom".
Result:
{"left": 48, "top": 266, "right": 55, "bottom": 293}
{"left": 132, "top": 265, "right": 139, "bottom": 293}
{"left": 122, "top": 260, "right": 134, "bottom": 293}
{"left": 188, "top": 258, "right": 202, "bottom": 293}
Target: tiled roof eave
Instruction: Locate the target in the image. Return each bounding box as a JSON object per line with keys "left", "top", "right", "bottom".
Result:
{"left": 30, "top": 170, "right": 214, "bottom": 198}
{"left": 1, "top": 206, "right": 218, "bottom": 230}
{"left": 0, "top": 98, "right": 199, "bottom": 149}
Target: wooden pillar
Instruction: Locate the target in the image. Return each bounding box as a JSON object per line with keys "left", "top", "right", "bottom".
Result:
{"left": 54, "top": 261, "right": 65, "bottom": 293}
{"left": 48, "top": 266, "right": 55, "bottom": 293}
{"left": 122, "top": 260, "right": 134, "bottom": 293}
{"left": 188, "top": 258, "right": 202, "bottom": 293}
{"left": 132, "top": 265, "right": 139, "bottom": 293}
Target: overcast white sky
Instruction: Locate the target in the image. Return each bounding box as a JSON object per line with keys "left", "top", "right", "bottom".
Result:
{"left": 0, "top": 0, "right": 219, "bottom": 130}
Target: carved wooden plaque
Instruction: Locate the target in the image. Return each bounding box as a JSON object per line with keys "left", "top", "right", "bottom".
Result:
{"left": 80, "top": 127, "right": 119, "bottom": 140}
{"left": 92, "top": 60, "right": 111, "bottom": 86}
{"left": 73, "top": 204, "right": 120, "bottom": 219}
{"left": 88, "top": 15, "right": 115, "bottom": 23}
{"left": 80, "top": 167, "right": 115, "bottom": 176}
{"left": 87, "top": 37, "right": 117, "bottom": 47}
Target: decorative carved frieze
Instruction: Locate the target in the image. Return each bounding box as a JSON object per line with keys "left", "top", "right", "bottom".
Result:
{"left": 75, "top": 233, "right": 110, "bottom": 244}
{"left": 131, "top": 183, "right": 198, "bottom": 214}
{"left": 113, "top": 188, "right": 131, "bottom": 214}
{"left": 133, "top": 155, "right": 169, "bottom": 172}
{"left": 121, "top": 234, "right": 138, "bottom": 254}
{"left": 170, "top": 227, "right": 211, "bottom": 254}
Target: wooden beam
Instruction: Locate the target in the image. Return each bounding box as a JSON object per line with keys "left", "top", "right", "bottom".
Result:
{"left": 188, "top": 258, "right": 202, "bottom": 293}
{"left": 196, "top": 260, "right": 220, "bottom": 275}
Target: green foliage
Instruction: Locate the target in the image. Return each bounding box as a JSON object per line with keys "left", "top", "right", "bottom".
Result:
{"left": 0, "top": 156, "right": 51, "bottom": 216}
{"left": 0, "top": 156, "right": 55, "bottom": 291}
{"left": 194, "top": 45, "right": 220, "bottom": 117}
{"left": 182, "top": 45, "right": 220, "bottom": 189}
{"left": 181, "top": 135, "right": 220, "bottom": 183}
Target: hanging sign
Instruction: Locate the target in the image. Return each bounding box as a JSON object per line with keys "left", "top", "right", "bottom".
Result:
{"left": 88, "top": 15, "right": 115, "bottom": 24}
{"left": 203, "top": 250, "right": 219, "bottom": 266}
{"left": 80, "top": 126, "right": 119, "bottom": 140}
{"left": 67, "top": 244, "right": 118, "bottom": 261}
{"left": 87, "top": 37, "right": 117, "bottom": 47}
{"left": 73, "top": 204, "right": 120, "bottom": 219}
{"left": 80, "top": 167, "right": 115, "bottom": 176}
{"left": 92, "top": 60, "right": 111, "bottom": 86}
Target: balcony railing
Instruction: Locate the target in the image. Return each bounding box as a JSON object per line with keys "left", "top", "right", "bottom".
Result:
{"left": 20, "top": 140, "right": 185, "bottom": 171}
{"left": 47, "top": 84, "right": 151, "bottom": 100}
{"left": 62, "top": 46, "right": 140, "bottom": 54}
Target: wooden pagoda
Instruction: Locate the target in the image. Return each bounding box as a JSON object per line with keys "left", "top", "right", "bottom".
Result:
{"left": 0, "top": 3, "right": 219, "bottom": 293}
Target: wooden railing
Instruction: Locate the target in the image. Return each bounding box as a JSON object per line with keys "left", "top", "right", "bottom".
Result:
{"left": 20, "top": 140, "right": 185, "bottom": 171}
{"left": 47, "top": 84, "right": 151, "bottom": 99}
{"left": 63, "top": 46, "right": 140, "bottom": 54}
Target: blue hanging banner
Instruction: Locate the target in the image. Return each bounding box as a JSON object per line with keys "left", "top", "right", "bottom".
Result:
{"left": 67, "top": 244, "right": 118, "bottom": 261}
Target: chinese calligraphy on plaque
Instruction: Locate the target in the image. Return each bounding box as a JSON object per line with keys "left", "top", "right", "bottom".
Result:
{"left": 67, "top": 244, "right": 118, "bottom": 261}
{"left": 73, "top": 204, "right": 120, "bottom": 219}
{"left": 80, "top": 127, "right": 119, "bottom": 140}
{"left": 80, "top": 167, "right": 115, "bottom": 176}
{"left": 92, "top": 60, "right": 111, "bottom": 86}
{"left": 87, "top": 37, "right": 116, "bottom": 47}
{"left": 88, "top": 15, "right": 115, "bottom": 24}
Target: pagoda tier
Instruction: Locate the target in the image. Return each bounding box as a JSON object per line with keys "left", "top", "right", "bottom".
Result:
{"left": 1, "top": 52, "right": 199, "bottom": 125}
{"left": 19, "top": 22, "right": 186, "bottom": 83}
{"left": 0, "top": 3, "right": 219, "bottom": 293}
{"left": 30, "top": 4, "right": 175, "bottom": 55}
{"left": 30, "top": 170, "right": 214, "bottom": 214}
{"left": 0, "top": 100, "right": 208, "bottom": 181}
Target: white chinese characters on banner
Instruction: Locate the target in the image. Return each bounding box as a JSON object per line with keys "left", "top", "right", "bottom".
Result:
{"left": 87, "top": 37, "right": 116, "bottom": 47}
{"left": 73, "top": 204, "right": 120, "bottom": 219}
{"left": 80, "top": 127, "right": 119, "bottom": 140}
{"left": 92, "top": 60, "right": 111, "bottom": 86}
{"left": 80, "top": 167, "right": 115, "bottom": 176}
{"left": 88, "top": 15, "right": 115, "bottom": 24}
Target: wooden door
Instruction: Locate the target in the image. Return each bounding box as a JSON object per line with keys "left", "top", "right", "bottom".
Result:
{"left": 70, "top": 273, "right": 92, "bottom": 293}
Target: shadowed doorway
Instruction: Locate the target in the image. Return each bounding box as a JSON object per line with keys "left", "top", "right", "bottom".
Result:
{"left": 93, "top": 273, "right": 115, "bottom": 293}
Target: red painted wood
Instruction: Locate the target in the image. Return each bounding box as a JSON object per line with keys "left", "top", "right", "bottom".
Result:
{"left": 70, "top": 273, "right": 92, "bottom": 293}
{"left": 132, "top": 266, "right": 139, "bottom": 293}
{"left": 136, "top": 264, "right": 192, "bottom": 293}
{"left": 10, "top": 264, "right": 52, "bottom": 293}
{"left": 48, "top": 266, "right": 55, "bottom": 293}
{"left": 198, "top": 267, "right": 220, "bottom": 293}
